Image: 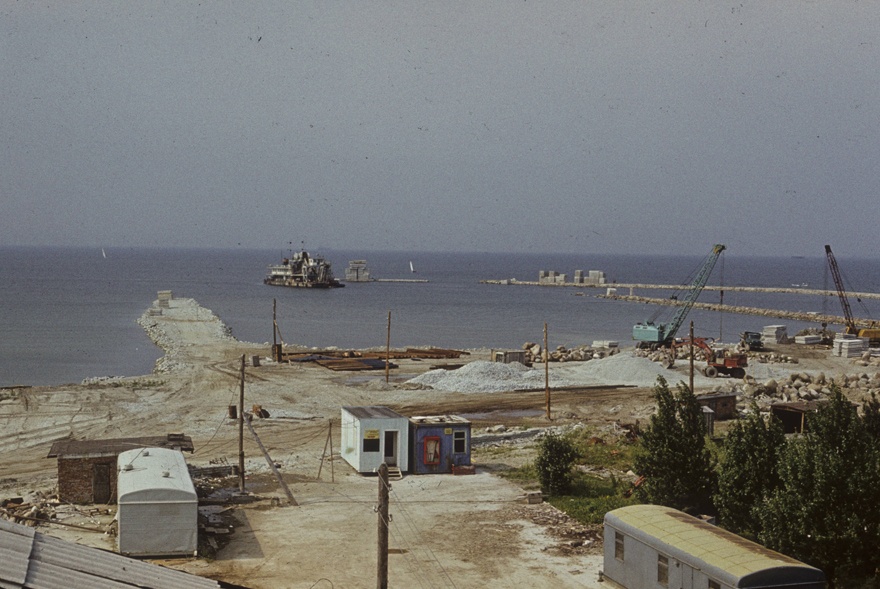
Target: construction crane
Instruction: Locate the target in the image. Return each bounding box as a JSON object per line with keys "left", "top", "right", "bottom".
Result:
{"left": 632, "top": 244, "right": 726, "bottom": 348}
{"left": 825, "top": 244, "right": 880, "bottom": 344}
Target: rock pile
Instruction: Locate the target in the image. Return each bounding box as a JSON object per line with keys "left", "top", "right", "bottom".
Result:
{"left": 737, "top": 370, "right": 880, "bottom": 406}
{"left": 522, "top": 342, "right": 619, "bottom": 363}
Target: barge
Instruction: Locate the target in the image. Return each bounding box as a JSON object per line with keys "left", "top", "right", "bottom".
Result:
{"left": 264, "top": 250, "right": 344, "bottom": 288}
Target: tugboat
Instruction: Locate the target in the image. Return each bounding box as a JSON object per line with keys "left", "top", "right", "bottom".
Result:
{"left": 264, "top": 250, "right": 344, "bottom": 288}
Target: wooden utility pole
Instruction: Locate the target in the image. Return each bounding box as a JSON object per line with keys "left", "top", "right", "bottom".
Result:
{"left": 273, "top": 299, "right": 277, "bottom": 348}
{"left": 244, "top": 414, "right": 298, "bottom": 505}
{"left": 317, "top": 420, "right": 336, "bottom": 483}
{"left": 689, "top": 321, "right": 695, "bottom": 394}
{"left": 238, "top": 354, "right": 246, "bottom": 493}
{"left": 544, "top": 322, "right": 551, "bottom": 420}
{"left": 377, "top": 462, "right": 390, "bottom": 589}
{"left": 385, "top": 311, "right": 391, "bottom": 384}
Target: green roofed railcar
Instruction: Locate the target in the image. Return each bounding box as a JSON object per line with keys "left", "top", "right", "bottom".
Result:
{"left": 603, "top": 505, "right": 825, "bottom": 589}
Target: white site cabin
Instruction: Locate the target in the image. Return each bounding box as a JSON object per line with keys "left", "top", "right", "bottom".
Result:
{"left": 341, "top": 406, "right": 410, "bottom": 473}
{"left": 116, "top": 447, "right": 198, "bottom": 557}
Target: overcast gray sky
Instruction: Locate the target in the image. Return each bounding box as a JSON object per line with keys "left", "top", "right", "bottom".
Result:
{"left": 2, "top": 2, "right": 877, "bottom": 256}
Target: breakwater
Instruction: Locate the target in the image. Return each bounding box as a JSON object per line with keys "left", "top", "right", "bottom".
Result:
{"left": 481, "top": 280, "right": 880, "bottom": 329}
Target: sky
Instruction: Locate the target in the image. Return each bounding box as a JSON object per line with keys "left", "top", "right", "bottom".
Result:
{"left": 1, "top": 2, "right": 878, "bottom": 256}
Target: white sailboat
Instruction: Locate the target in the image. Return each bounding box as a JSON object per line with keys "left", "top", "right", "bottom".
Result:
{"left": 409, "top": 261, "right": 416, "bottom": 273}
{"left": 102, "top": 248, "right": 107, "bottom": 259}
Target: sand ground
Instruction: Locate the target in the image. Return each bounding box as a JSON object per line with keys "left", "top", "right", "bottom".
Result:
{"left": 0, "top": 296, "right": 862, "bottom": 588}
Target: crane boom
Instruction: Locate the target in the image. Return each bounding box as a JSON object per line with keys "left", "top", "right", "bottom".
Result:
{"left": 632, "top": 244, "right": 726, "bottom": 346}
{"left": 824, "top": 244, "right": 857, "bottom": 335}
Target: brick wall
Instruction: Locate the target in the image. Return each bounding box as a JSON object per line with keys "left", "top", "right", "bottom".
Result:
{"left": 57, "top": 456, "right": 118, "bottom": 504}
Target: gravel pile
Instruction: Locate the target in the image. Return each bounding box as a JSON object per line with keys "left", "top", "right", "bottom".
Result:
{"left": 554, "top": 352, "right": 676, "bottom": 387}
{"left": 408, "top": 361, "right": 571, "bottom": 393}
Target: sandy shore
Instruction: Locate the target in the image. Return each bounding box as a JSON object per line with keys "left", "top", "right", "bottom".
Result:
{"left": 0, "top": 295, "right": 867, "bottom": 588}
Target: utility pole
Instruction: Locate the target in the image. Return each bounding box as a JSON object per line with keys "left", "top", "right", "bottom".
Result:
{"left": 544, "top": 322, "right": 551, "bottom": 420}
{"left": 385, "top": 311, "right": 391, "bottom": 384}
{"left": 238, "top": 354, "right": 246, "bottom": 493}
{"left": 377, "top": 462, "right": 389, "bottom": 589}
{"left": 689, "top": 321, "right": 695, "bottom": 394}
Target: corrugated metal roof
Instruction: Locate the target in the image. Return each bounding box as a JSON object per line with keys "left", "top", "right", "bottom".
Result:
{"left": 605, "top": 505, "right": 824, "bottom": 588}
{"left": 47, "top": 434, "right": 194, "bottom": 458}
{"left": 0, "top": 519, "right": 225, "bottom": 589}
{"left": 342, "top": 406, "right": 407, "bottom": 420}
{"left": 409, "top": 415, "right": 471, "bottom": 425}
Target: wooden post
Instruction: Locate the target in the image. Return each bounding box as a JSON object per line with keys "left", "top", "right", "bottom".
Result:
{"left": 329, "top": 420, "right": 335, "bottom": 483}
{"left": 689, "top": 321, "right": 695, "bottom": 394}
{"left": 273, "top": 298, "right": 277, "bottom": 348}
{"left": 238, "top": 354, "right": 246, "bottom": 493}
{"left": 385, "top": 311, "right": 391, "bottom": 384}
{"left": 377, "top": 462, "right": 389, "bottom": 589}
{"left": 544, "top": 322, "right": 551, "bottom": 420}
{"left": 244, "top": 414, "right": 298, "bottom": 506}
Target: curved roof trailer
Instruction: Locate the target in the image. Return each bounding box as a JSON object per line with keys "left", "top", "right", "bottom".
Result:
{"left": 603, "top": 505, "right": 825, "bottom": 589}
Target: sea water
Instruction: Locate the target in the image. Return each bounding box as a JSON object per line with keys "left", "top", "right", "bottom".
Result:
{"left": 1, "top": 246, "right": 878, "bottom": 388}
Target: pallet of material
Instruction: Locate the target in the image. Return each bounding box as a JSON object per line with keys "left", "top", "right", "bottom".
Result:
{"left": 795, "top": 335, "right": 822, "bottom": 345}
{"left": 314, "top": 358, "right": 397, "bottom": 371}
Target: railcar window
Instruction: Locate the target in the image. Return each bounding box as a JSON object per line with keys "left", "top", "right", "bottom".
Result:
{"left": 708, "top": 581, "right": 720, "bottom": 589}
{"left": 657, "top": 555, "right": 669, "bottom": 586}
{"left": 614, "top": 532, "right": 624, "bottom": 560}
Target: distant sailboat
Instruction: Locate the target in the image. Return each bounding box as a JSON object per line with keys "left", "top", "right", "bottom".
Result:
{"left": 409, "top": 261, "right": 416, "bottom": 273}
{"left": 102, "top": 248, "right": 107, "bottom": 259}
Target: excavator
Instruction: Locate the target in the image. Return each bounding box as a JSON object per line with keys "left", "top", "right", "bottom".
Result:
{"left": 825, "top": 245, "right": 880, "bottom": 345}
{"left": 632, "top": 244, "right": 726, "bottom": 348}
{"left": 673, "top": 336, "right": 747, "bottom": 379}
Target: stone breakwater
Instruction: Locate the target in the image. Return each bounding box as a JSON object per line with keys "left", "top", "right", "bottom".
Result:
{"left": 136, "top": 297, "right": 235, "bottom": 373}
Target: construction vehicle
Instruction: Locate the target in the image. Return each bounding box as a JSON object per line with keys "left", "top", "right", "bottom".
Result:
{"left": 632, "top": 244, "right": 726, "bottom": 348}
{"left": 738, "top": 331, "right": 764, "bottom": 352}
{"left": 824, "top": 245, "right": 880, "bottom": 345}
{"left": 674, "top": 336, "right": 748, "bottom": 379}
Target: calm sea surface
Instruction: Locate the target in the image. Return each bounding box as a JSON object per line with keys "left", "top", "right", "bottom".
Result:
{"left": 1, "top": 247, "right": 878, "bottom": 387}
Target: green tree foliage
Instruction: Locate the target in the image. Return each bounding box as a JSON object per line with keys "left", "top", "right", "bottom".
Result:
{"left": 714, "top": 405, "right": 785, "bottom": 539}
{"left": 633, "top": 376, "right": 715, "bottom": 514}
{"left": 862, "top": 391, "right": 880, "bottom": 443}
{"left": 534, "top": 432, "right": 578, "bottom": 496}
{"left": 758, "top": 388, "right": 880, "bottom": 585}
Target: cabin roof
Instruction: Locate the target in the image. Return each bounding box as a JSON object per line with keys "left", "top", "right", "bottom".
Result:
{"left": 605, "top": 505, "right": 824, "bottom": 587}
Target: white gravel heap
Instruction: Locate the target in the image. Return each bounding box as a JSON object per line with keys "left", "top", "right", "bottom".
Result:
{"left": 408, "top": 352, "right": 699, "bottom": 394}
{"left": 408, "top": 361, "right": 562, "bottom": 393}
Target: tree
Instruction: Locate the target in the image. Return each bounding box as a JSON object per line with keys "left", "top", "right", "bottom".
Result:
{"left": 633, "top": 376, "right": 715, "bottom": 514}
{"left": 862, "top": 391, "right": 880, "bottom": 443}
{"left": 714, "top": 405, "right": 785, "bottom": 539}
{"left": 758, "top": 388, "right": 880, "bottom": 586}
{"left": 534, "top": 432, "right": 578, "bottom": 495}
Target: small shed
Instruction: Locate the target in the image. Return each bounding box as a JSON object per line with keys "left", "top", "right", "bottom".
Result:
{"left": 47, "top": 433, "right": 193, "bottom": 504}
{"left": 603, "top": 504, "right": 825, "bottom": 589}
{"left": 341, "top": 406, "right": 410, "bottom": 473}
{"left": 117, "top": 447, "right": 198, "bottom": 557}
{"left": 696, "top": 392, "right": 738, "bottom": 421}
{"left": 409, "top": 415, "right": 472, "bottom": 474}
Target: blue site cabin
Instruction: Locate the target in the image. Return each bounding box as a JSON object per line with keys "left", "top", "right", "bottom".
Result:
{"left": 409, "top": 415, "right": 471, "bottom": 474}
{"left": 603, "top": 505, "right": 825, "bottom": 589}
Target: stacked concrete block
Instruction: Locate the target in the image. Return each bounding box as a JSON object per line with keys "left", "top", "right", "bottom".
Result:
{"left": 157, "top": 290, "right": 173, "bottom": 309}
{"left": 762, "top": 325, "right": 788, "bottom": 344}
{"left": 833, "top": 335, "right": 868, "bottom": 357}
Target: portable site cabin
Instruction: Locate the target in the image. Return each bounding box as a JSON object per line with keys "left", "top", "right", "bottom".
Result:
{"left": 409, "top": 415, "right": 471, "bottom": 474}
{"left": 116, "top": 447, "right": 198, "bottom": 557}
{"left": 603, "top": 505, "right": 825, "bottom": 589}
{"left": 341, "top": 406, "right": 410, "bottom": 473}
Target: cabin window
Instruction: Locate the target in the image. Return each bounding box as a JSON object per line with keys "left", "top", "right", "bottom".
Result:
{"left": 363, "top": 438, "right": 380, "bottom": 452}
{"left": 614, "top": 531, "right": 624, "bottom": 561}
{"left": 708, "top": 581, "right": 720, "bottom": 589}
{"left": 424, "top": 437, "right": 441, "bottom": 465}
{"left": 453, "top": 430, "right": 466, "bottom": 454}
{"left": 657, "top": 555, "right": 669, "bottom": 586}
